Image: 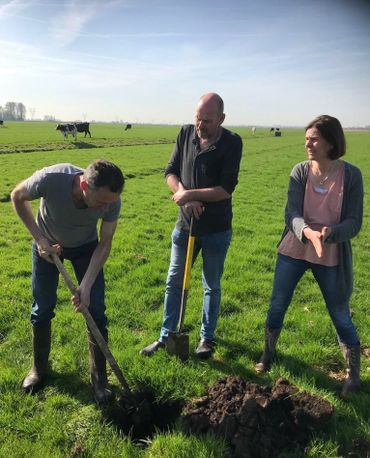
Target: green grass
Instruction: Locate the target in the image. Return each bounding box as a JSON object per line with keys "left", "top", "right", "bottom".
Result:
{"left": 0, "top": 121, "right": 180, "bottom": 154}
{"left": 0, "top": 122, "right": 369, "bottom": 457}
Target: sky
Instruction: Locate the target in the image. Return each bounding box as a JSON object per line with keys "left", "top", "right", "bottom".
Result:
{"left": 0, "top": 0, "right": 369, "bottom": 126}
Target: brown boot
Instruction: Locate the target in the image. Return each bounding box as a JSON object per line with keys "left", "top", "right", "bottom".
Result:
{"left": 255, "top": 326, "right": 281, "bottom": 374}
{"left": 87, "top": 328, "right": 113, "bottom": 405}
{"left": 339, "top": 343, "right": 361, "bottom": 398}
{"left": 22, "top": 321, "right": 51, "bottom": 393}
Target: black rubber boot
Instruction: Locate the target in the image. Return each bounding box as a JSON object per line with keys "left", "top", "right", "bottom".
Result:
{"left": 339, "top": 343, "right": 361, "bottom": 398}
{"left": 22, "top": 321, "right": 51, "bottom": 393}
{"left": 255, "top": 326, "right": 282, "bottom": 373}
{"left": 139, "top": 340, "right": 165, "bottom": 356}
{"left": 88, "top": 328, "right": 113, "bottom": 405}
{"left": 195, "top": 339, "right": 215, "bottom": 359}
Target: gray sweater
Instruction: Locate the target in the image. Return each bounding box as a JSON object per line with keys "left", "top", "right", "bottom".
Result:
{"left": 278, "top": 160, "right": 363, "bottom": 303}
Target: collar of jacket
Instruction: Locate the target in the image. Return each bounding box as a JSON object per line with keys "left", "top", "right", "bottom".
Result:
{"left": 191, "top": 132, "right": 218, "bottom": 154}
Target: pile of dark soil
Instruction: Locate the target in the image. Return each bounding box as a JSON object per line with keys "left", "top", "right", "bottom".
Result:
{"left": 182, "top": 376, "right": 334, "bottom": 458}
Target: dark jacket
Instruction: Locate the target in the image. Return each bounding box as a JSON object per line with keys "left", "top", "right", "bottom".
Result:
{"left": 279, "top": 160, "right": 363, "bottom": 303}
{"left": 165, "top": 125, "right": 242, "bottom": 235}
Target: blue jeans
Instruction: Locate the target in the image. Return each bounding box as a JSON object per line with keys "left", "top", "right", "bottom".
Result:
{"left": 31, "top": 240, "right": 107, "bottom": 332}
{"left": 267, "top": 254, "right": 359, "bottom": 346}
{"left": 159, "top": 228, "right": 232, "bottom": 343}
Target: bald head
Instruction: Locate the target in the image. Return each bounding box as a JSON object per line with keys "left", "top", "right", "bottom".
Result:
{"left": 198, "top": 93, "right": 224, "bottom": 116}
{"left": 195, "top": 93, "right": 225, "bottom": 144}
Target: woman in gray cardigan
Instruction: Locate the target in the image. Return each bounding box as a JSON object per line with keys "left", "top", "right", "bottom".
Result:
{"left": 255, "top": 115, "right": 363, "bottom": 398}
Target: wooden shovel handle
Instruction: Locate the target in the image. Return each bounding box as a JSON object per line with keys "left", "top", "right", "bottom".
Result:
{"left": 50, "top": 252, "right": 132, "bottom": 395}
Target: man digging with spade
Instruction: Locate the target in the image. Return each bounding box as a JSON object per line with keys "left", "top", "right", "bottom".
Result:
{"left": 140, "top": 93, "right": 242, "bottom": 359}
{"left": 11, "top": 159, "right": 124, "bottom": 404}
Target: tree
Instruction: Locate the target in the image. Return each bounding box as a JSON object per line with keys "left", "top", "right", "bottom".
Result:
{"left": 29, "top": 107, "right": 36, "bottom": 120}
{"left": 5, "top": 102, "right": 16, "bottom": 120}
{"left": 43, "top": 114, "right": 57, "bottom": 122}
{"left": 16, "top": 102, "right": 26, "bottom": 121}
{"left": 1, "top": 101, "right": 27, "bottom": 120}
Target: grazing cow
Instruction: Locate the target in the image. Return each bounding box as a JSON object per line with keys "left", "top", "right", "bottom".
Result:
{"left": 75, "top": 122, "right": 91, "bottom": 138}
{"left": 124, "top": 123, "right": 132, "bottom": 131}
{"left": 252, "top": 127, "right": 256, "bottom": 135}
{"left": 0, "top": 120, "right": 3, "bottom": 126}
{"left": 270, "top": 127, "right": 275, "bottom": 134}
{"left": 56, "top": 123, "right": 77, "bottom": 140}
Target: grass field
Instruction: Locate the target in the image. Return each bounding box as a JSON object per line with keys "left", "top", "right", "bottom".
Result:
{"left": 0, "top": 122, "right": 369, "bottom": 457}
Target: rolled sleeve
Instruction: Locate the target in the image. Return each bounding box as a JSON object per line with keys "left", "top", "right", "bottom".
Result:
{"left": 24, "top": 168, "right": 48, "bottom": 200}
{"left": 219, "top": 137, "right": 243, "bottom": 194}
{"left": 164, "top": 127, "right": 185, "bottom": 179}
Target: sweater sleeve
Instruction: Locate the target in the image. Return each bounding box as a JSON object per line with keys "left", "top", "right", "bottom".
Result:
{"left": 284, "top": 162, "right": 309, "bottom": 243}
{"left": 326, "top": 164, "right": 363, "bottom": 243}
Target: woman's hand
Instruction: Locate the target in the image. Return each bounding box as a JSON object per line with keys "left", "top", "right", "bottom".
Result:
{"left": 321, "top": 226, "right": 331, "bottom": 242}
{"left": 303, "top": 227, "right": 324, "bottom": 258}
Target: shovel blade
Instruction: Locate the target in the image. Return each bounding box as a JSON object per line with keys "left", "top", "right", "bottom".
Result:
{"left": 166, "top": 332, "right": 189, "bottom": 361}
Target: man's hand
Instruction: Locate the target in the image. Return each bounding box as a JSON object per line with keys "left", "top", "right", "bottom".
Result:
{"left": 303, "top": 227, "right": 324, "bottom": 258}
{"left": 184, "top": 201, "right": 205, "bottom": 219}
{"left": 37, "top": 238, "right": 61, "bottom": 263}
{"left": 172, "top": 187, "right": 190, "bottom": 206}
{"left": 71, "top": 285, "right": 91, "bottom": 312}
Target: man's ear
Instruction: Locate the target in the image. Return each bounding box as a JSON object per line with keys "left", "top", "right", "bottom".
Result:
{"left": 80, "top": 179, "right": 88, "bottom": 191}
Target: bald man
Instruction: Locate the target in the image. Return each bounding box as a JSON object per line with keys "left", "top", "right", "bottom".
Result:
{"left": 140, "top": 93, "right": 243, "bottom": 359}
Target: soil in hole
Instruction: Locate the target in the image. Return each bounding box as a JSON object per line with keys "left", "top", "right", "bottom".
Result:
{"left": 182, "top": 376, "right": 334, "bottom": 458}
{"left": 101, "top": 391, "right": 184, "bottom": 443}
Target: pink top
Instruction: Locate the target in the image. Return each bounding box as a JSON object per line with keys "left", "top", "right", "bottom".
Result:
{"left": 278, "top": 161, "right": 344, "bottom": 266}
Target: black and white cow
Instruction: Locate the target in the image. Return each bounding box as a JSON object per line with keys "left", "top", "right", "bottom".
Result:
{"left": 124, "top": 123, "right": 132, "bottom": 131}
{"left": 56, "top": 123, "right": 77, "bottom": 140}
{"left": 75, "top": 122, "right": 91, "bottom": 138}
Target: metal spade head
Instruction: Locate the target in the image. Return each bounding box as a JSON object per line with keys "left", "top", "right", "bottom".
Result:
{"left": 166, "top": 332, "right": 190, "bottom": 362}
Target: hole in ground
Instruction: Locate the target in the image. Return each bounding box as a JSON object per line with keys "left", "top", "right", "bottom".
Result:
{"left": 101, "top": 390, "right": 183, "bottom": 443}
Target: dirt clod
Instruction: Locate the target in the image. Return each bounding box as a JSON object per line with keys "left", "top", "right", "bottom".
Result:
{"left": 182, "top": 376, "right": 334, "bottom": 458}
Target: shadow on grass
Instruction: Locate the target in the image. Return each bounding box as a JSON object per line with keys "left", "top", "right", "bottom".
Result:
{"left": 103, "top": 388, "right": 184, "bottom": 443}
{"left": 73, "top": 141, "right": 98, "bottom": 149}
{"left": 46, "top": 369, "right": 184, "bottom": 444}
{"left": 207, "top": 337, "right": 370, "bottom": 401}
{"left": 47, "top": 370, "right": 93, "bottom": 403}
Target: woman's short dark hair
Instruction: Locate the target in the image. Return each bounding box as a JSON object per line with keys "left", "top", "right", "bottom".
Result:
{"left": 305, "top": 115, "right": 346, "bottom": 160}
{"left": 84, "top": 159, "right": 125, "bottom": 193}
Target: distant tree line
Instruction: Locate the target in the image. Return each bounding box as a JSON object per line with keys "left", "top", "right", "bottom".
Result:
{"left": 0, "top": 101, "right": 27, "bottom": 121}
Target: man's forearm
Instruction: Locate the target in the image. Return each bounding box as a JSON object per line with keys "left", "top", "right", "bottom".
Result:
{"left": 80, "top": 240, "right": 112, "bottom": 290}
{"left": 184, "top": 186, "right": 230, "bottom": 202}
{"left": 12, "top": 198, "right": 44, "bottom": 242}
{"left": 166, "top": 174, "right": 182, "bottom": 194}
{"left": 172, "top": 184, "right": 230, "bottom": 206}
